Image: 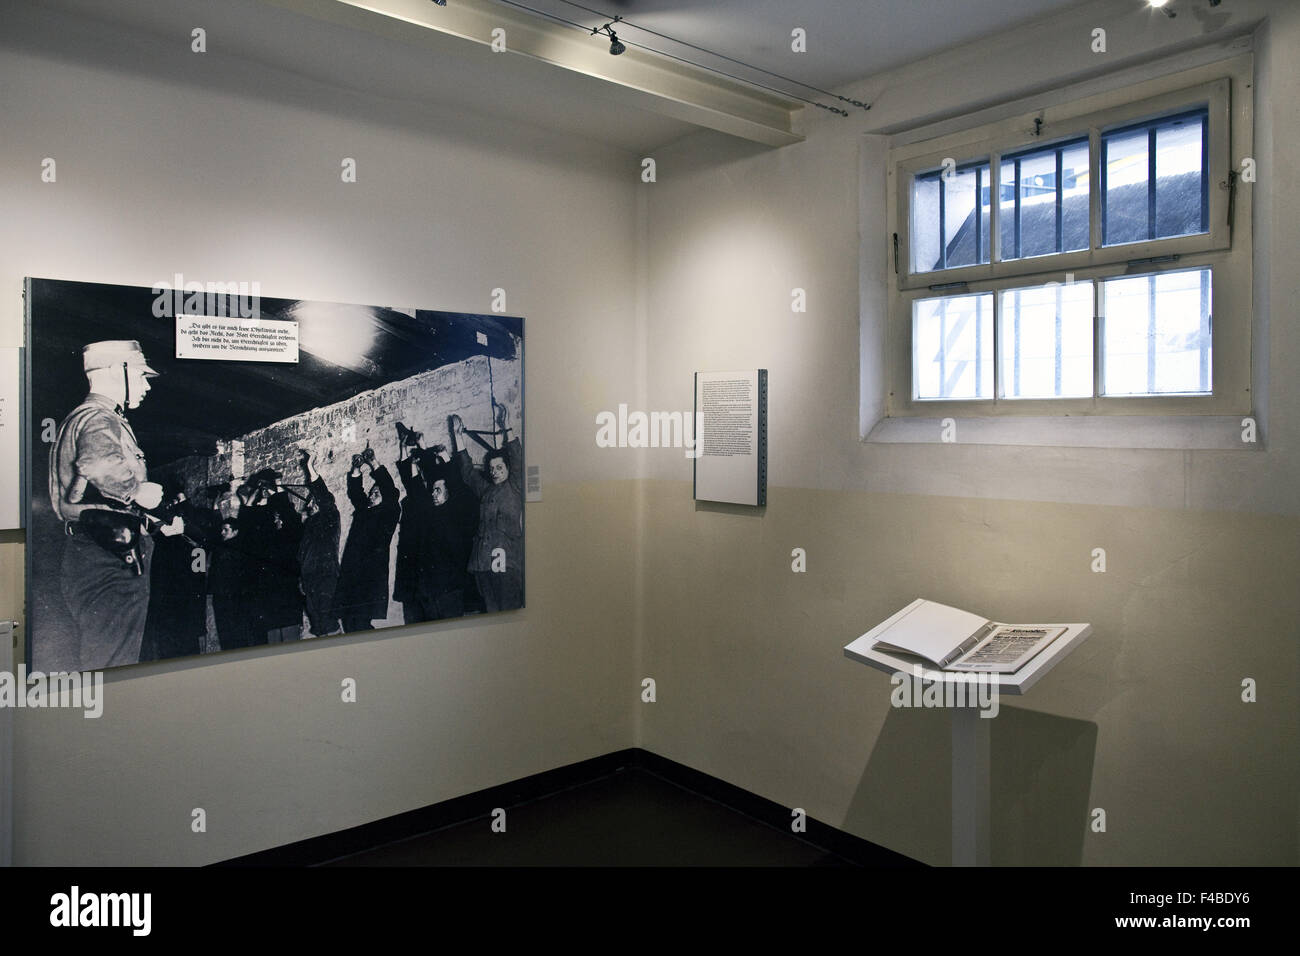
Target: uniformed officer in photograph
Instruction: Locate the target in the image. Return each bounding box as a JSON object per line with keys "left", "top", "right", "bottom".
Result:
{"left": 48, "top": 339, "right": 180, "bottom": 669}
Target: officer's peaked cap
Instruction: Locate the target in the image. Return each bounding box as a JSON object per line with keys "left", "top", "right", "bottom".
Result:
{"left": 83, "top": 340, "right": 159, "bottom": 376}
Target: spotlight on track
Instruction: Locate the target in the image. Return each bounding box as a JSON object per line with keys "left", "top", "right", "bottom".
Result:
{"left": 591, "top": 16, "right": 626, "bottom": 56}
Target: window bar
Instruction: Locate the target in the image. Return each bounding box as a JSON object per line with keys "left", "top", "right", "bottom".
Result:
{"left": 1014, "top": 157, "right": 1023, "bottom": 259}
{"left": 939, "top": 296, "right": 948, "bottom": 396}
{"left": 938, "top": 173, "right": 948, "bottom": 271}
{"left": 1094, "top": 281, "right": 1103, "bottom": 398}
{"left": 975, "top": 295, "right": 983, "bottom": 396}
{"left": 974, "top": 166, "right": 983, "bottom": 264}
{"left": 1055, "top": 148, "right": 1064, "bottom": 253}
{"left": 1013, "top": 289, "right": 1022, "bottom": 397}
{"left": 1199, "top": 269, "right": 1211, "bottom": 392}
{"left": 1146, "top": 274, "right": 1157, "bottom": 393}
{"left": 989, "top": 155, "right": 1002, "bottom": 265}
{"left": 992, "top": 286, "right": 1002, "bottom": 399}
{"left": 1199, "top": 116, "right": 1210, "bottom": 235}
{"left": 1100, "top": 137, "right": 1109, "bottom": 245}
{"left": 1147, "top": 127, "right": 1158, "bottom": 241}
{"left": 1055, "top": 281, "right": 1063, "bottom": 396}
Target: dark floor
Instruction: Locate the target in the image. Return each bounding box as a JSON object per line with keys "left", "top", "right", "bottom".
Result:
{"left": 324, "top": 766, "right": 854, "bottom": 866}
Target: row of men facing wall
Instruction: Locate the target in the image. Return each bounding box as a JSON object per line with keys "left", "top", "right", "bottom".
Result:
{"left": 144, "top": 416, "right": 525, "bottom": 660}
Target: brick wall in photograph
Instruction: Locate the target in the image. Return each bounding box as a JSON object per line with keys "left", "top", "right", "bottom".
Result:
{"left": 161, "top": 352, "right": 522, "bottom": 631}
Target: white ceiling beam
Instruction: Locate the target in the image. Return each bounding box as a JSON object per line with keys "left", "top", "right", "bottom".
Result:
{"left": 261, "top": 0, "right": 805, "bottom": 147}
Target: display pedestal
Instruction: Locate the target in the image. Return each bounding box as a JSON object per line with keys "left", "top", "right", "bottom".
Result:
{"left": 845, "top": 613, "right": 1092, "bottom": 866}
{"left": 951, "top": 704, "right": 990, "bottom": 866}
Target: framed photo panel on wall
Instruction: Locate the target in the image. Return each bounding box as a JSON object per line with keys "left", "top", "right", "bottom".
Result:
{"left": 25, "top": 277, "right": 525, "bottom": 672}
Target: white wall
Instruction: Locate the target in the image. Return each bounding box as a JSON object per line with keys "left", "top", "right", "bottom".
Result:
{"left": 0, "top": 1, "right": 642, "bottom": 864}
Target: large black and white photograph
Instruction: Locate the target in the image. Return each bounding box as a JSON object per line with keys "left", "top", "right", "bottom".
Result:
{"left": 25, "top": 277, "right": 524, "bottom": 672}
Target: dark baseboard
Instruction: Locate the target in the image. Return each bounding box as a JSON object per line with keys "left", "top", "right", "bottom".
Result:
{"left": 218, "top": 748, "right": 922, "bottom": 867}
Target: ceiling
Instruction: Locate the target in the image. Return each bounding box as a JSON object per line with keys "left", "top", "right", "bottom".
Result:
{"left": 518, "top": 0, "right": 1089, "bottom": 91}
{"left": 20, "top": 0, "right": 1095, "bottom": 152}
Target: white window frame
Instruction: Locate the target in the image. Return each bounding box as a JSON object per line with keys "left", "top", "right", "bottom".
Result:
{"left": 881, "top": 54, "right": 1253, "bottom": 424}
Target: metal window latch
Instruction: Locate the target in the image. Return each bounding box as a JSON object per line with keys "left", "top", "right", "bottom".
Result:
{"left": 1220, "top": 169, "right": 1237, "bottom": 231}
{"left": 927, "top": 281, "right": 969, "bottom": 292}
{"left": 893, "top": 233, "right": 900, "bottom": 275}
{"left": 1126, "top": 255, "right": 1181, "bottom": 269}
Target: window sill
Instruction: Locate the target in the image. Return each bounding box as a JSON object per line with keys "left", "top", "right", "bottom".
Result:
{"left": 865, "top": 415, "right": 1259, "bottom": 450}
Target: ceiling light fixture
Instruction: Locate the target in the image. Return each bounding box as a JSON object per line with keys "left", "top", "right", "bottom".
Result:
{"left": 1149, "top": 0, "right": 1225, "bottom": 17}
{"left": 590, "top": 17, "right": 625, "bottom": 56}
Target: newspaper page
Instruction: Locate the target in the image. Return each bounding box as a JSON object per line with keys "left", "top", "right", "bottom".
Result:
{"left": 947, "top": 625, "right": 1066, "bottom": 673}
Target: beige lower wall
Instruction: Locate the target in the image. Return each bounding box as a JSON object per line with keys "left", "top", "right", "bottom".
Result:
{"left": 8, "top": 481, "right": 637, "bottom": 866}
{"left": 6, "top": 477, "right": 1297, "bottom": 865}
{"left": 636, "top": 480, "right": 1300, "bottom": 866}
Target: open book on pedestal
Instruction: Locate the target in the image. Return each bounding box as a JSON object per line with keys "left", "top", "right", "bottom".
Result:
{"left": 870, "top": 599, "right": 1067, "bottom": 673}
